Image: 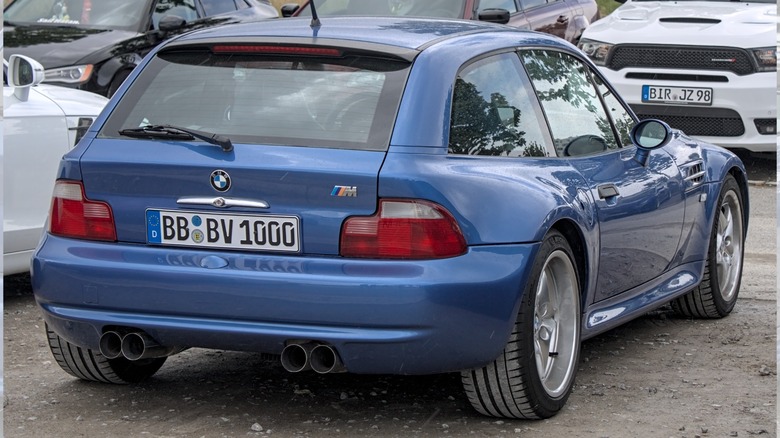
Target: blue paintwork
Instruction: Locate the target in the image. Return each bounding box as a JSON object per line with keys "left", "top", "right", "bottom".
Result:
{"left": 33, "top": 17, "right": 749, "bottom": 375}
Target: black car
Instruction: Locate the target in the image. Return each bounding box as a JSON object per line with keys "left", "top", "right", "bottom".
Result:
{"left": 283, "top": 0, "right": 600, "bottom": 44}
{"left": 3, "top": 0, "right": 278, "bottom": 96}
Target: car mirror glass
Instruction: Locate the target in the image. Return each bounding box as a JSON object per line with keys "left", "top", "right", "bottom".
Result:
{"left": 8, "top": 54, "right": 45, "bottom": 102}
{"left": 631, "top": 119, "right": 671, "bottom": 150}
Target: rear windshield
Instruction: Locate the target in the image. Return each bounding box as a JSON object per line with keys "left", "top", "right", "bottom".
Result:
{"left": 99, "top": 48, "right": 411, "bottom": 151}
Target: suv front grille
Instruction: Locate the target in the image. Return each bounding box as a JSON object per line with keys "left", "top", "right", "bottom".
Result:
{"left": 608, "top": 45, "right": 755, "bottom": 75}
{"left": 632, "top": 104, "right": 745, "bottom": 137}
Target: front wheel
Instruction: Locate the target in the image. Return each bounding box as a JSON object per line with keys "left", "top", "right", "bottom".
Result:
{"left": 672, "top": 174, "right": 744, "bottom": 318}
{"left": 462, "top": 230, "right": 581, "bottom": 419}
{"left": 46, "top": 325, "right": 166, "bottom": 384}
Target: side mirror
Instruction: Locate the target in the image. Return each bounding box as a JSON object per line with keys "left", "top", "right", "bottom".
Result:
{"left": 281, "top": 3, "right": 300, "bottom": 17}
{"left": 158, "top": 15, "right": 186, "bottom": 32}
{"left": 478, "top": 8, "right": 510, "bottom": 25}
{"left": 8, "top": 54, "right": 45, "bottom": 102}
{"left": 630, "top": 119, "right": 672, "bottom": 166}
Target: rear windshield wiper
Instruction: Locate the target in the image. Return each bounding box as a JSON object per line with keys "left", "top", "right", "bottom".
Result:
{"left": 118, "top": 124, "right": 233, "bottom": 152}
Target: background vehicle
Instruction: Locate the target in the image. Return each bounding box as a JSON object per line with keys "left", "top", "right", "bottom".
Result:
{"left": 283, "top": 0, "right": 599, "bottom": 43}
{"left": 3, "top": 0, "right": 278, "bottom": 97}
{"left": 3, "top": 54, "right": 107, "bottom": 275}
{"left": 32, "top": 17, "right": 747, "bottom": 419}
{"left": 578, "top": 0, "right": 777, "bottom": 153}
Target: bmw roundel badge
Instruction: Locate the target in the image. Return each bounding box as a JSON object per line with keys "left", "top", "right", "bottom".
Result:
{"left": 210, "top": 170, "right": 231, "bottom": 192}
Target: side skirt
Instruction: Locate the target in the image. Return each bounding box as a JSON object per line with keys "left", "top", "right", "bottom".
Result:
{"left": 581, "top": 260, "right": 705, "bottom": 340}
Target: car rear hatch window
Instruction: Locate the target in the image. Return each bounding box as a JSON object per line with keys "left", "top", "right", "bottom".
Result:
{"left": 82, "top": 43, "right": 412, "bottom": 255}
{"left": 99, "top": 44, "right": 409, "bottom": 151}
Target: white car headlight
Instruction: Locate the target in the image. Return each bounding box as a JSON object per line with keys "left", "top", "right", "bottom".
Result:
{"left": 750, "top": 47, "right": 776, "bottom": 72}
{"left": 578, "top": 39, "right": 613, "bottom": 66}
{"left": 44, "top": 64, "right": 94, "bottom": 84}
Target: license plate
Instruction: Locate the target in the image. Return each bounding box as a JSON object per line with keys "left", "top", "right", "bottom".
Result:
{"left": 641, "top": 85, "right": 713, "bottom": 106}
{"left": 146, "top": 210, "right": 300, "bottom": 252}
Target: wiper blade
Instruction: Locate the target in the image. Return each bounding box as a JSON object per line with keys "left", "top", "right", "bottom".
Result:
{"left": 118, "top": 124, "right": 233, "bottom": 152}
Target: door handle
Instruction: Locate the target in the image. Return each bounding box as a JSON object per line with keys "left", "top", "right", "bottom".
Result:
{"left": 597, "top": 184, "right": 620, "bottom": 199}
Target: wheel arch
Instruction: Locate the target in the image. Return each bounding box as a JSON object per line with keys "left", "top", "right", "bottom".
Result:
{"left": 727, "top": 166, "right": 750, "bottom": 236}
{"left": 549, "top": 218, "right": 589, "bottom": 312}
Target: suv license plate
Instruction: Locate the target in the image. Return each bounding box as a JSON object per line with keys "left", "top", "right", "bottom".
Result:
{"left": 641, "top": 85, "right": 713, "bottom": 106}
{"left": 146, "top": 210, "right": 300, "bottom": 252}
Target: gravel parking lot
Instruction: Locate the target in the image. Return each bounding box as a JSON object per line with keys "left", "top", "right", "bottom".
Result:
{"left": 3, "top": 164, "right": 776, "bottom": 438}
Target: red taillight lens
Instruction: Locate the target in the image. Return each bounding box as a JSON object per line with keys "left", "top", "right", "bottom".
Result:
{"left": 49, "top": 181, "right": 116, "bottom": 241}
{"left": 340, "top": 199, "right": 467, "bottom": 259}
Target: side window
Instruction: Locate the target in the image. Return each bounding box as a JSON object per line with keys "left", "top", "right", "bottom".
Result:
{"left": 593, "top": 74, "right": 635, "bottom": 147}
{"left": 519, "top": 49, "right": 619, "bottom": 157}
{"left": 201, "top": 0, "right": 238, "bottom": 16}
{"left": 518, "top": 0, "right": 547, "bottom": 10}
{"left": 153, "top": 0, "right": 198, "bottom": 28}
{"left": 479, "top": 0, "right": 518, "bottom": 13}
{"left": 449, "top": 53, "right": 551, "bottom": 158}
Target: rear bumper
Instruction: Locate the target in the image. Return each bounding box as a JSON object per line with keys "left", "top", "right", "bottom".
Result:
{"left": 32, "top": 234, "right": 538, "bottom": 374}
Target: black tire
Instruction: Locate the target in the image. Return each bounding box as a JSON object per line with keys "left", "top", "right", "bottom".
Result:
{"left": 672, "top": 174, "right": 745, "bottom": 318}
{"left": 462, "top": 230, "right": 581, "bottom": 419}
{"left": 46, "top": 325, "right": 166, "bottom": 384}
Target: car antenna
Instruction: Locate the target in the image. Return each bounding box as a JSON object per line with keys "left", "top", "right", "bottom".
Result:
{"left": 310, "top": 0, "right": 321, "bottom": 28}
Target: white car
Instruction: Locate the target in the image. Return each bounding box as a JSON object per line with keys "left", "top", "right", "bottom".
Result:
{"left": 578, "top": 0, "right": 776, "bottom": 153}
{"left": 3, "top": 55, "right": 108, "bottom": 275}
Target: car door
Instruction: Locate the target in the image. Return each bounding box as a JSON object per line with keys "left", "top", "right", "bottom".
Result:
{"left": 518, "top": 0, "right": 574, "bottom": 41}
{"left": 519, "top": 49, "right": 686, "bottom": 302}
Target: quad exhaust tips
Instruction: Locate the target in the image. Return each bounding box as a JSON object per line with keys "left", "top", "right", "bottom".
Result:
{"left": 99, "top": 330, "right": 183, "bottom": 361}
{"left": 280, "top": 341, "right": 346, "bottom": 374}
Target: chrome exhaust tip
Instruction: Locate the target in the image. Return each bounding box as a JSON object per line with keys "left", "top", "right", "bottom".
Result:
{"left": 280, "top": 342, "right": 314, "bottom": 373}
{"left": 310, "top": 344, "right": 345, "bottom": 374}
{"left": 98, "top": 331, "right": 123, "bottom": 359}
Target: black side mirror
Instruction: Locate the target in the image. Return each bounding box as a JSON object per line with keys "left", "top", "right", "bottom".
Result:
{"left": 158, "top": 15, "right": 186, "bottom": 32}
{"left": 630, "top": 119, "right": 672, "bottom": 166}
{"left": 281, "top": 3, "right": 301, "bottom": 17}
{"left": 478, "top": 8, "right": 510, "bottom": 25}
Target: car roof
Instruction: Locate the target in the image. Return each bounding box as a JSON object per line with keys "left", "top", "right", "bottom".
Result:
{"left": 172, "top": 16, "right": 523, "bottom": 52}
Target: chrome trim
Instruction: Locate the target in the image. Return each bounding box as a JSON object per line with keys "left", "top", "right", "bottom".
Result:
{"left": 176, "top": 197, "right": 269, "bottom": 209}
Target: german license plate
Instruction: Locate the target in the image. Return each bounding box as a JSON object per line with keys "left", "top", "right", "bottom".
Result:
{"left": 641, "top": 85, "right": 713, "bottom": 106}
{"left": 146, "top": 210, "right": 300, "bottom": 252}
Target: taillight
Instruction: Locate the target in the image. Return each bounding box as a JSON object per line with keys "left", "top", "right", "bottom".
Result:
{"left": 49, "top": 181, "right": 116, "bottom": 241}
{"left": 340, "top": 199, "right": 467, "bottom": 259}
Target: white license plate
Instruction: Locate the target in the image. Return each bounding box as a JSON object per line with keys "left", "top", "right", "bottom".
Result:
{"left": 146, "top": 209, "right": 300, "bottom": 252}
{"left": 641, "top": 85, "right": 713, "bottom": 106}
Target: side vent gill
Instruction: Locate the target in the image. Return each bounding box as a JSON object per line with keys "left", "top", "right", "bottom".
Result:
{"left": 682, "top": 161, "right": 705, "bottom": 190}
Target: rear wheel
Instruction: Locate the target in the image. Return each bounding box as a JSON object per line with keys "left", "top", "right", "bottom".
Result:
{"left": 672, "top": 175, "right": 744, "bottom": 318}
{"left": 46, "top": 325, "right": 166, "bottom": 384}
{"left": 462, "top": 230, "right": 581, "bottom": 419}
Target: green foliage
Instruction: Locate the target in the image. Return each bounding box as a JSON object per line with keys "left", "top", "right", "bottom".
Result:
{"left": 596, "top": 0, "right": 621, "bottom": 17}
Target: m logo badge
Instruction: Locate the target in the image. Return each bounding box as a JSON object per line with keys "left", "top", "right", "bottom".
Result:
{"left": 331, "top": 186, "right": 357, "bottom": 197}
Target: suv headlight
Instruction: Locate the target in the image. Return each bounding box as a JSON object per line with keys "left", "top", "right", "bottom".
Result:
{"left": 750, "top": 47, "right": 776, "bottom": 72}
{"left": 578, "top": 39, "right": 613, "bottom": 66}
{"left": 44, "top": 64, "right": 94, "bottom": 84}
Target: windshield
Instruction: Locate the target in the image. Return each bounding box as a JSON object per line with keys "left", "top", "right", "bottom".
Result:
{"left": 4, "top": 0, "right": 152, "bottom": 31}
{"left": 298, "top": 0, "right": 467, "bottom": 18}
{"left": 100, "top": 48, "right": 411, "bottom": 151}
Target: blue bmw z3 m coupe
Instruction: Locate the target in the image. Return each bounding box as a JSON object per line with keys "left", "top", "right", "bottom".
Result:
{"left": 32, "top": 14, "right": 748, "bottom": 419}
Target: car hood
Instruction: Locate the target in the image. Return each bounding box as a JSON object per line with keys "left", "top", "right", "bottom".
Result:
{"left": 3, "top": 25, "right": 140, "bottom": 68}
{"left": 30, "top": 84, "right": 108, "bottom": 115}
{"left": 583, "top": 1, "right": 776, "bottom": 47}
